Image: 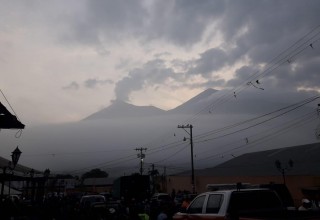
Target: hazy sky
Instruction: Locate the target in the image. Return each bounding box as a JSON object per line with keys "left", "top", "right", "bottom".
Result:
{"left": 1, "top": 1, "right": 320, "bottom": 175}
{"left": 1, "top": 0, "right": 320, "bottom": 125}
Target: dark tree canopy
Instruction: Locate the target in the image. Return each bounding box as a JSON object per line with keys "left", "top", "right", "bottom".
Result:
{"left": 81, "top": 168, "right": 109, "bottom": 179}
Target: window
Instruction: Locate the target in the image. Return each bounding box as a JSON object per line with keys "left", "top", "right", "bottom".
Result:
{"left": 206, "top": 194, "right": 223, "bottom": 214}
{"left": 229, "top": 190, "right": 282, "bottom": 212}
{"left": 188, "top": 195, "right": 205, "bottom": 214}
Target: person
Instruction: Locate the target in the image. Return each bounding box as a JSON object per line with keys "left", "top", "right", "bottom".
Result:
{"left": 298, "top": 199, "right": 312, "bottom": 211}
{"left": 181, "top": 197, "right": 190, "bottom": 210}
{"left": 171, "top": 189, "right": 176, "bottom": 200}
{"left": 157, "top": 203, "right": 172, "bottom": 220}
{"left": 157, "top": 211, "right": 167, "bottom": 220}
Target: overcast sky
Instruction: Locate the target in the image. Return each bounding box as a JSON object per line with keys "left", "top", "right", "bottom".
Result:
{"left": 1, "top": 1, "right": 320, "bottom": 174}
{"left": 1, "top": 0, "right": 320, "bottom": 125}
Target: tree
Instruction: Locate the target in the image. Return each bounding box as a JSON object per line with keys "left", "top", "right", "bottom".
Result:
{"left": 81, "top": 168, "right": 109, "bottom": 179}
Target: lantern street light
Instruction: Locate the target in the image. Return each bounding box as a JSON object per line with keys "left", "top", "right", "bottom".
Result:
{"left": 1, "top": 146, "right": 22, "bottom": 199}
{"left": 11, "top": 147, "right": 22, "bottom": 169}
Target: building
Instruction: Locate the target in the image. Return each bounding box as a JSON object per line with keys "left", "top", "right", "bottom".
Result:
{"left": 0, "top": 155, "right": 47, "bottom": 201}
{"left": 81, "top": 177, "right": 115, "bottom": 193}
{"left": 167, "top": 142, "right": 320, "bottom": 206}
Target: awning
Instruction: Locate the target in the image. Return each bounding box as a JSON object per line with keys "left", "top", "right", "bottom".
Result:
{"left": 0, "top": 102, "right": 25, "bottom": 129}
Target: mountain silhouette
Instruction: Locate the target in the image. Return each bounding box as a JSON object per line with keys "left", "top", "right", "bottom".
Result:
{"left": 83, "top": 88, "right": 219, "bottom": 120}
{"left": 9, "top": 88, "right": 317, "bottom": 175}
{"left": 169, "top": 88, "right": 218, "bottom": 114}
{"left": 83, "top": 99, "right": 166, "bottom": 120}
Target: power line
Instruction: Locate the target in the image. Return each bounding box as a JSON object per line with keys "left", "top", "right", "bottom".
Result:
{"left": 196, "top": 109, "right": 318, "bottom": 162}
{"left": 56, "top": 25, "right": 320, "bottom": 175}
{"left": 184, "top": 26, "right": 320, "bottom": 124}
{"left": 193, "top": 96, "right": 319, "bottom": 143}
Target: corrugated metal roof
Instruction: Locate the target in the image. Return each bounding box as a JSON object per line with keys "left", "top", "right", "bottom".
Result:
{"left": 0, "top": 156, "right": 40, "bottom": 176}
{"left": 175, "top": 142, "right": 320, "bottom": 177}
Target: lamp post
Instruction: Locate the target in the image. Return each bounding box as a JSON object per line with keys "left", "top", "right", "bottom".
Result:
{"left": 1, "top": 146, "right": 22, "bottom": 200}
{"left": 29, "top": 169, "right": 35, "bottom": 202}
{"left": 43, "top": 169, "right": 50, "bottom": 198}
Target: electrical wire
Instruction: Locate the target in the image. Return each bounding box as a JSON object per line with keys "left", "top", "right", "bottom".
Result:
{"left": 184, "top": 26, "right": 320, "bottom": 124}
{"left": 197, "top": 110, "right": 318, "bottom": 162}
{"left": 53, "top": 25, "right": 320, "bottom": 175}
{"left": 193, "top": 96, "right": 319, "bottom": 143}
{"left": 56, "top": 96, "right": 319, "bottom": 174}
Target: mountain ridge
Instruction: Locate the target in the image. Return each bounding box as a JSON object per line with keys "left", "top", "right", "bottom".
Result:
{"left": 83, "top": 88, "right": 218, "bottom": 120}
{"left": 83, "top": 99, "right": 166, "bottom": 120}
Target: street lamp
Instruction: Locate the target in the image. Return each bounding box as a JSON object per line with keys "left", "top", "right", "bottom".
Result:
{"left": 29, "top": 169, "right": 35, "bottom": 202}
{"left": 43, "top": 169, "right": 50, "bottom": 178}
{"left": 11, "top": 147, "right": 22, "bottom": 169}
{"left": 43, "top": 169, "right": 50, "bottom": 198}
{"left": 1, "top": 146, "right": 22, "bottom": 199}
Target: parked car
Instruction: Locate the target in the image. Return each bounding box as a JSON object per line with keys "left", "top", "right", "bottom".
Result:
{"left": 151, "top": 193, "right": 172, "bottom": 204}
{"left": 79, "top": 195, "right": 106, "bottom": 210}
{"left": 173, "top": 188, "right": 320, "bottom": 220}
{"left": 150, "top": 193, "right": 175, "bottom": 219}
{"left": 6, "top": 194, "right": 20, "bottom": 202}
{"left": 174, "top": 193, "right": 198, "bottom": 212}
{"left": 105, "top": 201, "right": 128, "bottom": 220}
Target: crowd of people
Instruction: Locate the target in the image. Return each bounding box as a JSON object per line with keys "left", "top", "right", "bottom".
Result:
{"left": 0, "top": 191, "right": 194, "bottom": 220}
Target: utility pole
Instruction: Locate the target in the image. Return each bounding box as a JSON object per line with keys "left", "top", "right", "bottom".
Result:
{"left": 178, "top": 124, "right": 195, "bottom": 193}
{"left": 151, "top": 164, "right": 155, "bottom": 194}
{"left": 135, "top": 148, "right": 147, "bottom": 175}
{"left": 275, "top": 159, "right": 294, "bottom": 185}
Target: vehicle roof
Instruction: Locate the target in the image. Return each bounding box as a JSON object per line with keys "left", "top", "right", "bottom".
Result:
{"left": 198, "top": 188, "right": 272, "bottom": 195}
{"left": 82, "top": 194, "right": 104, "bottom": 196}
{"left": 152, "top": 193, "right": 170, "bottom": 196}
{"left": 81, "top": 195, "right": 105, "bottom": 198}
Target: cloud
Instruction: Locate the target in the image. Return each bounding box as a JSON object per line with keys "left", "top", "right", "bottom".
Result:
{"left": 144, "top": 0, "right": 225, "bottom": 46}
{"left": 84, "top": 78, "right": 114, "bottom": 89}
{"left": 114, "top": 59, "right": 177, "bottom": 101}
{"left": 188, "top": 48, "right": 229, "bottom": 76}
{"left": 61, "top": 0, "right": 148, "bottom": 46}
{"left": 62, "top": 81, "right": 80, "bottom": 90}
{"left": 2, "top": 0, "right": 320, "bottom": 125}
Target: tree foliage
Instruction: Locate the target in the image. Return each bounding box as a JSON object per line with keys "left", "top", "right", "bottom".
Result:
{"left": 81, "top": 168, "right": 109, "bottom": 179}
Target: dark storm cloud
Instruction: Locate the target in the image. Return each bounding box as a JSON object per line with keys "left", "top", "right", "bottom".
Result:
{"left": 113, "top": 52, "right": 230, "bottom": 101}
{"left": 63, "top": 78, "right": 113, "bottom": 90}
{"left": 62, "top": 81, "right": 80, "bottom": 90}
{"left": 226, "top": 66, "right": 260, "bottom": 88}
{"left": 63, "top": 0, "right": 148, "bottom": 45}
{"left": 114, "top": 59, "right": 178, "bottom": 101}
{"left": 58, "top": 1, "right": 320, "bottom": 103}
{"left": 146, "top": 0, "right": 225, "bottom": 46}
{"left": 84, "top": 78, "right": 113, "bottom": 88}
{"left": 63, "top": 0, "right": 226, "bottom": 47}
{"left": 219, "top": 1, "right": 320, "bottom": 66}
{"left": 188, "top": 48, "right": 229, "bottom": 76}
{"left": 273, "top": 55, "right": 320, "bottom": 91}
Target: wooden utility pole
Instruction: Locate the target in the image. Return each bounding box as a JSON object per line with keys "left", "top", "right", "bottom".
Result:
{"left": 178, "top": 124, "right": 195, "bottom": 193}
{"left": 135, "top": 148, "right": 147, "bottom": 175}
